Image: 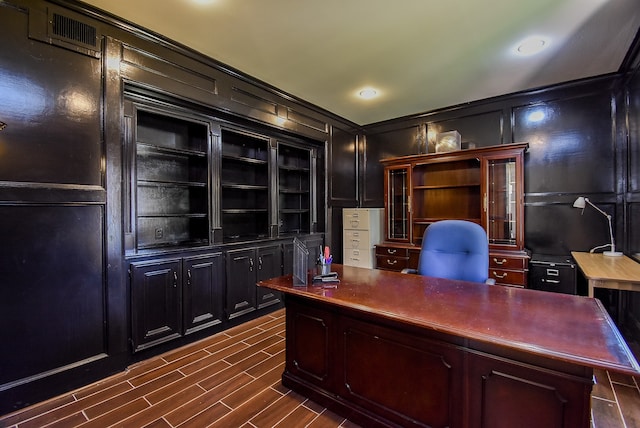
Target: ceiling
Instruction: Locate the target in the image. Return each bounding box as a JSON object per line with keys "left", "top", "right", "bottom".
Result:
{"left": 80, "top": 0, "right": 640, "bottom": 125}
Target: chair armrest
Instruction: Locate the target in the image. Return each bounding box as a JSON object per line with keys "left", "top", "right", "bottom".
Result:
{"left": 401, "top": 268, "right": 418, "bottom": 274}
{"left": 485, "top": 278, "right": 496, "bottom": 285}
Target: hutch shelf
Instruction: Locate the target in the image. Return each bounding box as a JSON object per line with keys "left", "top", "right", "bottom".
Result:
{"left": 376, "top": 143, "right": 530, "bottom": 288}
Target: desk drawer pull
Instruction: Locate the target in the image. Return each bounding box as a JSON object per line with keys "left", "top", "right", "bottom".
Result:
{"left": 387, "top": 259, "right": 397, "bottom": 265}
{"left": 387, "top": 249, "right": 397, "bottom": 255}
{"left": 543, "top": 279, "right": 560, "bottom": 284}
{"left": 492, "top": 271, "right": 508, "bottom": 279}
{"left": 493, "top": 258, "right": 507, "bottom": 265}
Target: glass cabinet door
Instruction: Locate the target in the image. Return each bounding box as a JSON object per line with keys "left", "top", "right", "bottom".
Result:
{"left": 385, "top": 166, "right": 410, "bottom": 241}
{"left": 487, "top": 157, "right": 518, "bottom": 246}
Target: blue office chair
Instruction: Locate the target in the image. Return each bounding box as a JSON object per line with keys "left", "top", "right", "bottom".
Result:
{"left": 406, "top": 220, "right": 494, "bottom": 284}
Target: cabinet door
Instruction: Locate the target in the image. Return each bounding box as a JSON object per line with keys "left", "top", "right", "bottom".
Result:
{"left": 130, "top": 260, "right": 182, "bottom": 352}
{"left": 225, "top": 248, "right": 257, "bottom": 320}
{"left": 485, "top": 153, "right": 524, "bottom": 250}
{"left": 384, "top": 165, "right": 411, "bottom": 243}
{"left": 183, "top": 253, "right": 224, "bottom": 334}
{"left": 257, "top": 245, "right": 283, "bottom": 308}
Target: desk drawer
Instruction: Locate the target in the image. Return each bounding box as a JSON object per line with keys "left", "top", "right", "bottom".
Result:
{"left": 489, "top": 255, "right": 526, "bottom": 270}
{"left": 376, "top": 255, "right": 408, "bottom": 271}
{"left": 375, "top": 245, "right": 409, "bottom": 258}
{"left": 489, "top": 269, "right": 526, "bottom": 287}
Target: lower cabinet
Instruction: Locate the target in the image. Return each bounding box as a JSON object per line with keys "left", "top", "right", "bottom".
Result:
{"left": 130, "top": 253, "right": 224, "bottom": 352}
{"left": 226, "top": 245, "right": 283, "bottom": 320}
{"left": 130, "top": 236, "right": 321, "bottom": 352}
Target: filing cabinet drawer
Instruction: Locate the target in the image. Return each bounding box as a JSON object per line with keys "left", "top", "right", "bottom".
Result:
{"left": 344, "top": 230, "right": 371, "bottom": 249}
{"left": 345, "top": 248, "right": 375, "bottom": 268}
{"left": 344, "top": 208, "right": 376, "bottom": 230}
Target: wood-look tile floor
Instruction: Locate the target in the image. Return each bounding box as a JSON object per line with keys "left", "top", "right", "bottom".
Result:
{"left": 1, "top": 308, "right": 640, "bottom": 428}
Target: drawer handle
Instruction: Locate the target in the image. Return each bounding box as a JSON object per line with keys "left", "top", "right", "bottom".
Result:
{"left": 387, "top": 259, "right": 397, "bottom": 265}
{"left": 544, "top": 279, "right": 560, "bottom": 284}
{"left": 493, "top": 258, "right": 507, "bottom": 265}
{"left": 492, "top": 271, "right": 508, "bottom": 279}
{"left": 351, "top": 221, "right": 359, "bottom": 228}
{"left": 546, "top": 269, "right": 559, "bottom": 276}
{"left": 387, "top": 249, "right": 397, "bottom": 255}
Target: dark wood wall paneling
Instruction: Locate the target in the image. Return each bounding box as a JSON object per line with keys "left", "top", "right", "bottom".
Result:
{"left": 361, "top": 77, "right": 626, "bottom": 257}
{"left": 360, "top": 73, "right": 640, "bottom": 334}
{"left": 0, "top": 0, "right": 358, "bottom": 415}
{"left": 624, "top": 59, "right": 640, "bottom": 340}
{"left": 0, "top": 2, "right": 122, "bottom": 410}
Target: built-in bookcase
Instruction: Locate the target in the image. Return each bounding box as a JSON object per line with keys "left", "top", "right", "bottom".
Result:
{"left": 220, "top": 129, "right": 270, "bottom": 242}
{"left": 125, "top": 96, "right": 320, "bottom": 253}
{"left": 131, "top": 106, "right": 212, "bottom": 251}
{"left": 277, "top": 142, "right": 311, "bottom": 235}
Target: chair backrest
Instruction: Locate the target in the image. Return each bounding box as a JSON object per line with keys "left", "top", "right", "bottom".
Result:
{"left": 417, "top": 220, "right": 489, "bottom": 283}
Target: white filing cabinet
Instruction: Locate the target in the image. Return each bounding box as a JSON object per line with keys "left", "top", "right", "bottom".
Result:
{"left": 343, "top": 208, "right": 384, "bottom": 268}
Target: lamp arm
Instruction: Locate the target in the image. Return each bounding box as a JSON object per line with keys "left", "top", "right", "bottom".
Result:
{"left": 584, "top": 198, "right": 609, "bottom": 218}
{"left": 585, "top": 198, "right": 616, "bottom": 252}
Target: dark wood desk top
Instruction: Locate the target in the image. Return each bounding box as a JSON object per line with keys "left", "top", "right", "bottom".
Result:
{"left": 259, "top": 264, "right": 640, "bottom": 376}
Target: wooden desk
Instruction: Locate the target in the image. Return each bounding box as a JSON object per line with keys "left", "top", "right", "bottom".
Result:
{"left": 571, "top": 252, "right": 640, "bottom": 297}
{"left": 259, "top": 264, "right": 640, "bottom": 428}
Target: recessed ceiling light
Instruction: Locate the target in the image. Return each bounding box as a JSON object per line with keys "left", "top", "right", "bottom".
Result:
{"left": 358, "top": 88, "right": 378, "bottom": 99}
{"left": 514, "top": 36, "right": 549, "bottom": 56}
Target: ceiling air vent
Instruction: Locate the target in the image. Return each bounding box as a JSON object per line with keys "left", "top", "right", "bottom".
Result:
{"left": 51, "top": 13, "right": 97, "bottom": 48}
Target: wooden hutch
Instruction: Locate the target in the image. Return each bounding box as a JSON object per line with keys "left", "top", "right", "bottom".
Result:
{"left": 375, "top": 143, "right": 530, "bottom": 287}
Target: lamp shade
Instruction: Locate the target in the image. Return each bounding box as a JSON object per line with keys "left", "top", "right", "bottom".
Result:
{"left": 572, "top": 196, "right": 586, "bottom": 209}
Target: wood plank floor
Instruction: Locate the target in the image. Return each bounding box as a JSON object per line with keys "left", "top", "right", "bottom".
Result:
{"left": 1, "top": 308, "right": 640, "bottom": 428}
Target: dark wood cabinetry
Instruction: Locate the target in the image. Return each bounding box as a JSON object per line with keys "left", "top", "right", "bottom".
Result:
{"left": 221, "top": 129, "right": 270, "bottom": 242}
{"left": 377, "top": 143, "right": 530, "bottom": 287}
{"left": 130, "top": 259, "right": 182, "bottom": 351}
{"left": 130, "top": 252, "right": 224, "bottom": 352}
{"left": 123, "top": 94, "right": 323, "bottom": 350}
{"left": 183, "top": 253, "right": 225, "bottom": 334}
{"left": 225, "top": 245, "right": 283, "bottom": 320}
{"left": 278, "top": 142, "right": 313, "bottom": 235}
{"left": 124, "top": 98, "right": 215, "bottom": 253}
